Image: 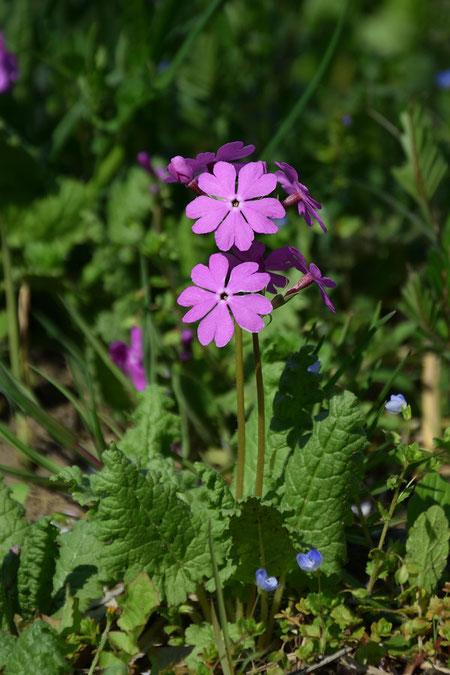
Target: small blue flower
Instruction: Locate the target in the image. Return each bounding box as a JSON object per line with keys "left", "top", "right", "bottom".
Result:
{"left": 255, "top": 568, "right": 279, "bottom": 591}
{"left": 385, "top": 393, "right": 406, "bottom": 415}
{"left": 307, "top": 360, "right": 321, "bottom": 374}
{"left": 296, "top": 549, "right": 323, "bottom": 572}
{"left": 341, "top": 114, "right": 353, "bottom": 127}
{"left": 435, "top": 69, "right": 450, "bottom": 89}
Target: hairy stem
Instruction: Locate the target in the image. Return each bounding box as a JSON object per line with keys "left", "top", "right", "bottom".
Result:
{"left": 235, "top": 325, "right": 246, "bottom": 500}
{"left": 253, "top": 333, "right": 265, "bottom": 497}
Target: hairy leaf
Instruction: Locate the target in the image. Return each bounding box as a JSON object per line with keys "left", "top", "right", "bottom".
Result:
{"left": 118, "top": 385, "right": 181, "bottom": 476}
{"left": 0, "top": 479, "right": 30, "bottom": 563}
{"left": 17, "top": 516, "right": 59, "bottom": 619}
{"left": 117, "top": 572, "right": 159, "bottom": 638}
{"left": 281, "top": 391, "right": 367, "bottom": 577}
{"left": 238, "top": 346, "right": 323, "bottom": 499}
{"left": 229, "top": 497, "right": 299, "bottom": 582}
{"left": 52, "top": 520, "right": 105, "bottom": 612}
{"left": 0, "top": 633, "right": 17, "bottom": 669}
{"left": 5, "top": 621, "right": 72, "bottom": 674}
{"left": 405, "top": 504, "right": 449, "bottom": 593}
{"left": 91, "top": 447, "right": 211, "bottom": 604}
{"left": 407, "top": 472, "right": 450, "bottom": 530}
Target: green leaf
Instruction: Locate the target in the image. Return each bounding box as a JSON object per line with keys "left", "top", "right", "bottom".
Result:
{"left": 118, "top": 385, "right": 181, "bottom": 476}
{"left": 237, "top": 346, "right": 322, "bottom": 499}
{"left": 17, "top": 516, "right": 59, "bottom": 619}
{"left": 229, "top": 497, "right": 299, "bottom": 582}
{"left": 392, "top": 104, "right": 447, "bottom": 204}
{"left": 0, "top": 479, "right": 30, "bottom": 563}
{"left": 52, "top": 520, "right": 104, "bottom": 612}
{"left": 91, "top": 447, "right": 210, "bottom": 604}
{"left": 117, "top": 572, "right": 159, "bottom": 638}
{"left": 107, "top": 168, "right": 152, "bottom": 245}
{"left": 52, "top": 466, "right": 97, "bottom": 506}
{"left": 405, "top": 504, "right": 449, "bottom": 593}
{"left": 281, "top": 391, "right": 367, "bottom": 577}
{"left": 0, "top": 633, "right": 17, "bottom": 669}
{"left": 5, "top": 621, "right": 72, "bottom": 674}
{"left": 407, "top": 472, "right": 450, "bottom": 530}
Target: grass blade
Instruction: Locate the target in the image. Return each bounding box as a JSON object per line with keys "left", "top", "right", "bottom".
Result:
{"left": 208, "top": 520, "right": 234, "bottom": 674}
{"left": 0, "top": 422, "right": 61, "bottom": 474}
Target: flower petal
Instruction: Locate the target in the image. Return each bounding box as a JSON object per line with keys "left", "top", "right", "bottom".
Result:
{"left": 109, "top": 342, "right": 128, "bottom": 372}
{"left": 241, "top": 200, "right": 283, "bottom": 234}
{"left": 214, "top": 210, "right": 254, "bottom": 251}
{"left": 177, "top": 285, "right": 216, "bottom": 307}
{"left": 197, "top": 302, "right": 234, "bottom": 347}
{"left": 228, "top": 294, "right": 272, "bottom": 332}
{"left": 130, "top": 326, "right": 143, "bottom": 360}
{"left": 129, "top": 364, "right": 146, "bottom": 391}
{"left": 208, "top": 253, "right": 230, "bottom": 288}
{"left": 238, "top": 162, "right": 277, "bottom": 200}
{"left": 318, "top": 285, "right": 336, "bottom": 313}
{"left": 187, "top": 196, "right": 229, "bottom": 234}
{"left": 198, "top": 161, "right": 237, "bottom": 198}
{"left": 215, "top": 141, "right": 255, "bottom": 162}
{"left": 227, "top": 263, "right": 269, "bottom": 293}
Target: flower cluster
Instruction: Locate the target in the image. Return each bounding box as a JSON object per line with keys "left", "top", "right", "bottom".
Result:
{"left": 255, "top": 548, "right": 323, "bottom": 592}
{"left": 0, "top": 32, "right": 18, "bottom": 94}
{"left": 164, "top": 141, "right": 337, "bottom": 348}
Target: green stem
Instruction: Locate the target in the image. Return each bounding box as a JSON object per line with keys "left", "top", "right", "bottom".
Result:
{"left": 367, "top": 472, "right": 404, "bottom": 593}
{"left": 87, "top": 609, "right": 114, "bottom": 675}
{"left": 317, "top": 570, "right": 326, "bottom": 656}
{"left": 1, "top": 229, "right": 20, "bottom": 380}
{"left": 261, "top": 0, "right": 348, "bottom": 158}
{"left": 253, "top": 334, "right": 265, "bottom": 498}
{"left": 264, "top": 573, "right": 285, "bottom": 647}
{"left": 235, "top": 325, "right": 246, "bottom": 500}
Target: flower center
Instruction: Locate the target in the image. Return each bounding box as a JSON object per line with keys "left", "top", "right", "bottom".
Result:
{"left": 231, "top": 198, "right": 240, "bottom": 208}
{"left": 220, "top": 291, "right": 228, "bottom": 301}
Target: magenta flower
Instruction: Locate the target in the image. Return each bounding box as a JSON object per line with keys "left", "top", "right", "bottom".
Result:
{"left": 271, "top": 246, "right": 336, "bottom": 312}
{"left": 180, "top": 328, "right": 194, "bottom": 361}
{"left": 275, "top": 162, "right": 326, "bottom": 233}
{"left": 0, "top": 33, "right": 18, "bottom": 94}
{"left": 165, "top": 141, "right": 255, "bottom": 185}
{"left": 225, "top": 242, "right": 289, "bottom": 294}
{"left": 177, "top": 253, "right": 272, "bottom": 347}
{"left": 186, "top": 161, "right": 285, "bottom": 252}
{"left": 109, "top": 326, "right": 146, "bottom": 391}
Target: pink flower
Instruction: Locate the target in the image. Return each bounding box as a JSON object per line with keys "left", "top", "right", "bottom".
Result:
{"left": 177, "top": 253, "right": 272, "bottom": 347}
{"left": 0, "top": 32, "right": 18, "bottom": 94}
{"left": 109, "top": 326, "right": 146, "bottom": 391}
{"left": 165, "top": 141, "right": 255, "bottom": 184}
{"left": 137, "top": 152, "right": 169, "bottom": 181}
{"left": 224, "top": 242, "right": 289, "bottom": 294}
{"left": 275, "top": 162, "right": 326, "bottom": 233}
{"left": 279, "top": 247, "right": 336, "bottom": 312}
{"left": 186, "top": 161, "right": 285, "bottom": 252}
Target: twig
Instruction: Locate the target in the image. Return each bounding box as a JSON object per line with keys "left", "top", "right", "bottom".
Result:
{"left": 289, "top": 645, "right": 353, "bottom": 674}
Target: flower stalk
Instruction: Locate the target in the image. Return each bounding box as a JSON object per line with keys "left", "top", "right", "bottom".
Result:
{"left": 253, "top": 333, "right": 265, "bottom": 498}
{"left": 234, "top": 325, "right": 246, "bottom": 500}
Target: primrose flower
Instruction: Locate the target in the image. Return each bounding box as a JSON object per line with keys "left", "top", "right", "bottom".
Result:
{"left": 186, "top": 161, "right": 285, "bottom": 251}
{"left": 270, "top": 246, "right": 336, "bottom": 312}
{"left": 435, "top": 69, "right": 450, "bottom": 89}
{"left": 255, "top": 568, "right": 279, "bottom": 591}
{"left": 225, "top": 242, "right": 289, "bottom": 294}
{"left": 275, "top": 162, "right": 326, "bottom": 233}
{"left": 165, "top": 141, "right": 255, "bottom": 185}
{"left": 297, "top": 549, "right": 323, "bottom": 572}
{"left": 0, "top": 33, "right": 18, "bottom": 94}
{"left": 109, "top": 326, "right": 146, "bottom": 391}
{"left": 385, "top": 393, "right": 407, "bottom": 415}
{"left": 177, "top": 253, "right": 272, "bottom": 347}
